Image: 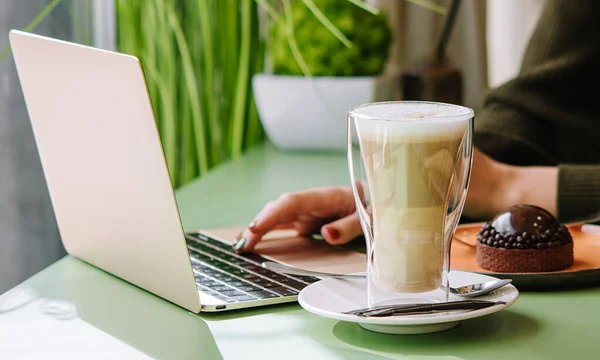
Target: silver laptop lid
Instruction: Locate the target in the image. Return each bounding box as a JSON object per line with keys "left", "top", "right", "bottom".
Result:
{"left": 9, "top": 30, "right": 201, "bottom": 313}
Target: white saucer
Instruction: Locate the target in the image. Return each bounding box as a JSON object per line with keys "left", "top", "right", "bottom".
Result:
{"left": 298, "top": 270, "right": 519, "bottom": 334}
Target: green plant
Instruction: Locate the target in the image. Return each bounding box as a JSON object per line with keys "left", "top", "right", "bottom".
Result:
{"left": 116, "top": 0, "right": 264, "bottom": 188}
{"left": 268, "top": 0, "right": 393, "bottom": 77}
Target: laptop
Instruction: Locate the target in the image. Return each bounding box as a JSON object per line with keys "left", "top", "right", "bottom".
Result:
{"left": 8, "top": 30, "right": 319, "bottom": 313}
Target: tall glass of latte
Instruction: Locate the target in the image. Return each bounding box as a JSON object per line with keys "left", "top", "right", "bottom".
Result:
{"left": 348, "top": 101, "right": 474, "bottom": 306}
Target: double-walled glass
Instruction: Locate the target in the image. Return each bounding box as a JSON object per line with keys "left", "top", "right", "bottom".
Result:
{"left": 348, "top": 101, "right": 474, "bottom": 306}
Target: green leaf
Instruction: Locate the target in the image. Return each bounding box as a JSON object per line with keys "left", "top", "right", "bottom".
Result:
{"left": 159, "top": 0, "right": 208, "bottom": 174}
{"left": 282, "top": 0, "right": 312, "bottom": 78}
{"left": 344, "top": 0, "right": 380, "bottom": 15}
{"left": 301, "top": 0, "right": 353, "bottom": 48}
{"left": 255, "top": 0, "right": 284, "bottom": 25}
{"left": 198, "top": 0, "right": 221, "bottom": 165}
{"left": 231, "top": 0, "right": 253, "bottom": 157}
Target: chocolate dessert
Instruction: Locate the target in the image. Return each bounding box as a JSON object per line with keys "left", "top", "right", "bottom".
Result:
{"left": 475, "top": 205, "right": 574, "bottom": 272}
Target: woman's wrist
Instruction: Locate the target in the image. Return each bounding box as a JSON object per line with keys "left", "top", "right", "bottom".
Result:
{"left": 495, "top": 163, "right": 558, "bottom": 216}
{"left": 492, "top": 163, "right": 522, "bottom": 214}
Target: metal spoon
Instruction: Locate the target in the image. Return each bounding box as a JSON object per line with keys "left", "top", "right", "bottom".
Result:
{"left": 262, "top": 261, "right": 512, "bottom": 298}
{"left": 449, "top": 279, "right": 513, "bottom": 297}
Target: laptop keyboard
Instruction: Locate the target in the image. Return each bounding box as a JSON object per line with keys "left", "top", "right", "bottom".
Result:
{"left": 185, "top": 233, "right": 320, "bottom": 303}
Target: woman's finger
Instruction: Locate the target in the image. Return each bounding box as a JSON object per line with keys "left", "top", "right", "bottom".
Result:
{"left": 321, "top": 212, "right": 363, "bottom": 245}
{"left": 233, "top": 229, "right": 260, "bottom": 253}
{"left": 235, "top": 220, "right": 321, "bottom": 253}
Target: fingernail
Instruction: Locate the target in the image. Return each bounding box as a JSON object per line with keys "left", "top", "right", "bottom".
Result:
{"left": 248, "top": 220, "right": 258, "bottom": 230}
{"left": 232, "top": 232, "right": 243, "bottom": 245}
{"left": 324, "top": 227, "right": 340, "bottom": 240}
{"left": 233, "top": 237, "right": 247, "bottom": 252}
{"left": 311, "top": 233, "right": 324, "bottom": 241}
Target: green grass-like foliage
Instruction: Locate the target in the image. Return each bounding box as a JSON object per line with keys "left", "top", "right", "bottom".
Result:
{"left": 269, "top": 0, "right": 393, "bottom": 77}
{"left": 115, "top": 0, "right": 265, "bottom": 188}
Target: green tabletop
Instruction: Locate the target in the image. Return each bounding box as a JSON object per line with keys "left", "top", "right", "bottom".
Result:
{"left": 2, "top": 143, "right": 599, "bottom": 359}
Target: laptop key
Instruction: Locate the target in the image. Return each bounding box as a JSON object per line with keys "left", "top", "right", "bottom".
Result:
{"left": 195, "top": 233, "right": 210, "bottom": 242}
{"left": 207, "top": 282, "right": 223, "bottom": 288}
{"left": 257, "top": 281, "right": 279, "bottom": 289}
{"left": 200, "top": 281, "right": 221, "bottom": 288}
{"left": 242, "top": 273, "right": 258, "bottom": 280}
{"left": 291, "top": 275, "right": 320, "bottom": 283}
{"left": 206, "top": 248, "right": 223, "bottom": 256}
{"left": 228, "top": 294, "right": 256, "bottom": 302}
{"left": 200, "top": 257, "right": 219, "bottom": 266}
{"left": 191, "top": 256, "right": 210, "bottom": 265}
{"left": 220, "top": 254, "right": 238, "bottom": 263}
{"left": 212, "top": 285, "right": 232, "bottom": 292}
{"left": 191, "top": 255, "right": 210, "bottom": 263}
{"left": 230, "top": 269, "right": 245, "bottom": 276}
{"left": 271, "top": 275, "right": 292, "bottom": 283}
{"left": 231, "top": 259, "right": 248, "bottom": 266}
{"left": 285, "top": 280, "right": 308, "bottom": 291}
{"left": 246, "top": 290, "right": 279, "bottom": 299}
{"left": 202, "top": 290, "right": 219, "bottom": 296}
{"left": 221, "top": 276, "right": 240, "bottom": 284}
{"left": 242, "top": 264, "right": 260, "bottom": 271}
{"left": 270, "top": 287, "right": 299, "bottom": 297}
{"left": 220, "top": 289, "right": 246, "bottom": 297}
{"left": 240, "top": 253, "right": 267, "bottom": 263}
{"left": 202, "top": 236, "right": 233, "bottom": 250}
{"left": 238, "top": 285, "right": 262, "bottom": 292}
{"left": 256, "top": 268, "right": 276, "bottom": 276}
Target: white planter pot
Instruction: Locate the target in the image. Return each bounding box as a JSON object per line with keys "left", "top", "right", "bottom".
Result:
{"left": 252, "top": 74, "right": 397, "bottom": 151}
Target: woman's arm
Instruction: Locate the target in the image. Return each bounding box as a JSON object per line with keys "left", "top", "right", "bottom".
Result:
{"left": 467, "top": 150, "right": 600, "bottom": 223}
{"left": 473, "top": 0, "right": 600, "bottom": 222}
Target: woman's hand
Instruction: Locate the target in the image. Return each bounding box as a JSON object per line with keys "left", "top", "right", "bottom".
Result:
{"left": 233, "top": 186, "right": 362, "bottom": 253}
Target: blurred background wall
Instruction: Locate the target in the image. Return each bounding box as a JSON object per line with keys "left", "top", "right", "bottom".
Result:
{"left": 1, "top": 1, "right": 67, "bottom": 294}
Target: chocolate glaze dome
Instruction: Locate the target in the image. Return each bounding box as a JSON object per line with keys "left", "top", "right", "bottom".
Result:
{"left": 476, "top": 204, "right": 572, "bottom": 250}
{"left": 475, "top": 205, "right": 574, "bottom": 273}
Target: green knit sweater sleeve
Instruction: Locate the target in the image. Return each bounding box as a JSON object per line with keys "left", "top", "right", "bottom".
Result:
{"left": 474, "top": 0, "right": 600, "bottom": 222}
{"left": 559, "top": 165, "right": 600, "bottom": 222}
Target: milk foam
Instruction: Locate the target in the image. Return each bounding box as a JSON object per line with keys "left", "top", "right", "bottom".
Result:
{"left": 352, "top": 103, "right": 470, "bottom": 144}
{"left": 350, "top": 102, "right": 473, "bottom": 121}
